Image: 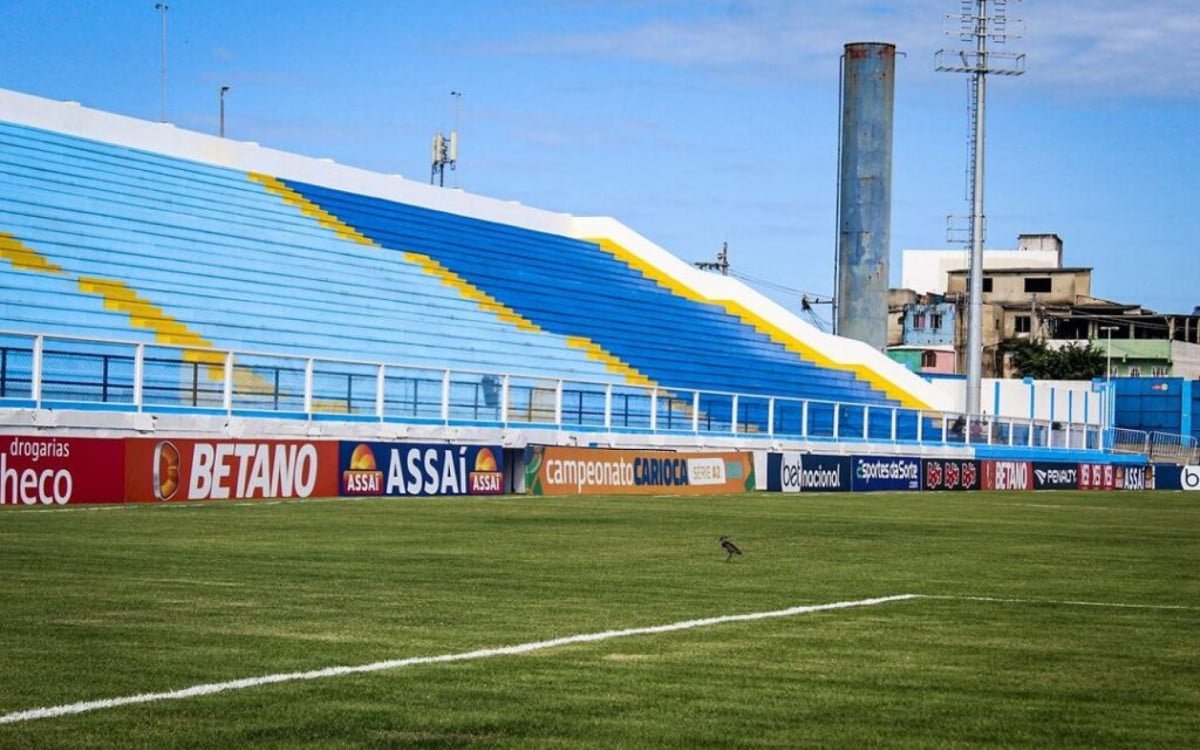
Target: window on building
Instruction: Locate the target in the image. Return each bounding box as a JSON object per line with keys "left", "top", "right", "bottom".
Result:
{"left": 913, "top": 313, "right": 926, "bottom": 329}
{"left": 1014, "top": 315, "right": 1032, "bottom": 333}
{"left": 931, "top": 313, "right": 943, "bottom": 329}
{"left": 921, "top": 350, "right": 937, "bottom": 368}
{"left": 982, "top": 277, "right": 993, "bottom": 293}
{"left": 1024, "top": 277, "right": 1052, "bottom": 293}
{"left": 1152, "top": 366, "right": 1169, "bottom": 377}
{"left": 1128, "top": 366, "right": 1141, "bottom": 377}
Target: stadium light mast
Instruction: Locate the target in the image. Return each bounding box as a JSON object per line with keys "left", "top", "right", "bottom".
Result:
{"left": 155, "top": 3, "right": 169, "bottom": 123}
{"left": 935, "top": 0, "right": 1024, "bottom": 416}
{"left": 219, "top": 85, "right": 230, "bottom": 137}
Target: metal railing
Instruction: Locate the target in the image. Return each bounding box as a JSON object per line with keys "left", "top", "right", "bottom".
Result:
{"left": 1106, "top": 428, "right": 1200, "bottom": 465}
{"left": 0, "top": 329, "right": 1108, "bottom": 450}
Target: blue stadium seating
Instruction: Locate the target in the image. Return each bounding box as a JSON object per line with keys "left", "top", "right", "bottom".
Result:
{"left": 0, "top": 122, "right": 626, "bottom": 384}
{"left": 0, "top": 119, "right": 936, "bottom": 435}
{"left": 280, "top": 179, "right": 899, "bottom": 407}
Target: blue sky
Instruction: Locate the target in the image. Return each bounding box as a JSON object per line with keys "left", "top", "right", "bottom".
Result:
{"left": 1, "top": 1, "right": 1197, "bottom": 318}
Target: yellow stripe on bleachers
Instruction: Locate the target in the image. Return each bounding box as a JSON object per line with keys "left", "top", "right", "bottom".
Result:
{"left": 587, "top": 237, "right": 930, "bottom": 409}
{"left": 0, "top": 231, "right": 65, "bottom": 274}
{"left": 249, "top": 172, "right": 375, "bottom": 245}
{"left": 248, "top": 171, "right": 655, "bottom": 388}
{"left": 404, "top": 250, "right": 656, "bottom": 387}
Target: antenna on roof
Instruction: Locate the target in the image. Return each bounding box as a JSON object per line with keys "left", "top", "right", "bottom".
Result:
{"left": 694, "top": 242, "right": 730, "bottom": 276}
{"left": 431, "top": 91, "right": 461, "bottom": 187}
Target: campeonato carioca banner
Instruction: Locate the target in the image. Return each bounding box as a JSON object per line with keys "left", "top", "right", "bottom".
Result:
{"left": 125, "top": 439, "right": 340, "bottom": 502}
{"left": 525, "top": 445, "right": 753, "bottom": 496}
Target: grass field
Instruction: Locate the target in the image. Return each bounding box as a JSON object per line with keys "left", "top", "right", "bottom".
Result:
{"left": 1, "top": 491, "right": 1198, "bottom": 748}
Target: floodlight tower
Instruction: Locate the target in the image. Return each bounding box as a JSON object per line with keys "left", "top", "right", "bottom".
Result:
{"left": 935, "top": 0, "right": 1024, "bottom": 416}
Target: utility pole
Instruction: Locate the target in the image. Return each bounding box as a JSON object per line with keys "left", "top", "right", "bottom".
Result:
{"left": 155, "top": 3, "right": 169, "bottom": 123}
{"left": 219, "top": 85, "right": 230, "bottom": 137}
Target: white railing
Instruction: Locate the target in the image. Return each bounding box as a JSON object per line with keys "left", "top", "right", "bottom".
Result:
{"left": 0, "top": 329, "right": 1107, "bottom": 450}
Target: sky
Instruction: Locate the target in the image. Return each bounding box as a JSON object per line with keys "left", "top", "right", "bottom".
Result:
{"left": 1, "top": 0, "right": 1197, "bottom": 320}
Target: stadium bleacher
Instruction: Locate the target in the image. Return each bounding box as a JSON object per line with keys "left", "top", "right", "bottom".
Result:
{"left": 0, "top": 115, "right": 942, "bottom": 436}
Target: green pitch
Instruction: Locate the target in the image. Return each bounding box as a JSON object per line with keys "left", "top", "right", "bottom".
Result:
{"left": 1, "top": 491, "right": 1197, "bottom": 748}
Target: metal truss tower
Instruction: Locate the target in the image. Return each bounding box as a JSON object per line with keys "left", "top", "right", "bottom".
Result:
{"left": 935, "top": 0, "right": 1024, "bottom": 415}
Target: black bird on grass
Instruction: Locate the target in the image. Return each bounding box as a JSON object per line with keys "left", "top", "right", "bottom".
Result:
{"left": 719, "top": 536, "right": 743, "bottom": 562}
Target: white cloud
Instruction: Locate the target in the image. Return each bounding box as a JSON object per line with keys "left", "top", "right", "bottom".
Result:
{"left": 493, "top": 1, "right": 1200, "bottom": 98}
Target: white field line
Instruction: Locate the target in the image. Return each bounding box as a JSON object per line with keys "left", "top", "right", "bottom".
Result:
{"left": 0, "top": 593, "right": 918, "bottom": 725}
{"left": 924, "top": 594, "right": 1200, "bottom": 611}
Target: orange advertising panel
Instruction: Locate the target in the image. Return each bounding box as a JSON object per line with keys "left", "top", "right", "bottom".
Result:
{"left": 525, "top": 445, "right": 754, "bottom": 496}
{"left": 125, "top": 439, "right": 340, "bottom": 503}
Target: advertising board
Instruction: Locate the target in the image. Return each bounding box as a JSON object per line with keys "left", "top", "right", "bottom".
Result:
{"left": 1, "top": 435, "right": 126, "bottom": 506}
{"left": 766, "top": 453, "right": 851, "bottom": 493}
{"left": 922, "top": 458, "right": 981, "bottom": 491}
{"left": 125, "top": 439, "right": 339, "bottom": 502}
{"left": 981, "top": 460, "right": 1032, "bottom": 491}
{"left": 1180, "top": 465, "right": 1200, "bottom": 491}
{"left": 1031, "top": 462, "right": 1079, "bottom": 491}
{"left": 525, "top": 446, "right": 753, "bottom": 496}
{"left": 1116, "top": 465, "right": 1152, "bottom": 491}
{"left": 851, "top": 456, "right": 920, "bottom": 492}
{"left": 339, "top": 442, "right": 504, "bottom": 496}
{"left": 1078, "top": 463, "right": 1115, "bottom": 491}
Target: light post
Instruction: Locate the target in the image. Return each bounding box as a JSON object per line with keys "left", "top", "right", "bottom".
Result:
{"left": 155, "top": 3, "right": 169, "bottom": 122}
{"left": 1100, "top": 325, "right": 1118, "bottom": 431}
{"left": 450, "top": 90, "right": 462, "bottom": 185}
{"left": 219, "top": 85, "right": 230, "bottom": 137}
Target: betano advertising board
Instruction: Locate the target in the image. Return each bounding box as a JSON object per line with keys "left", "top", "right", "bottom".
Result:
{"left": 125, "top": 439, "right": 340, "bottom": 502}
{"left": 981, "top": 460, "right": 1033, "bottom": 491}
{"left": 1, "top": 435, "right": 126, "bottom": 506}
{"left": 339, "top": 442, "right": 504, "bottom": 496}
{"left": 525, "top": 445, "right": 753, "bottom": 496}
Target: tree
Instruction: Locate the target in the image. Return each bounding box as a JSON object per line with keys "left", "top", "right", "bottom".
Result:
{"left": 1006, "top": 339, "right": 1105, "bottom": 380}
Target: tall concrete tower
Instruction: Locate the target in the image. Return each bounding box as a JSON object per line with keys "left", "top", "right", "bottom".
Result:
{"left": 836, "top": 42, "right": 895, "bottom": 350}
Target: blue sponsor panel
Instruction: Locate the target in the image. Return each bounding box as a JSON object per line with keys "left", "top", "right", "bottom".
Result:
{"left": 765, "top": 452, "right": 788, "bottom": 492}
{"left": 921, "top": 458, "right": 981, "bottom": 491}
{"left": 799, "top": 454, "right": 852, "bottom": 492}
{"left": 339, "top": 442, "right": 504, "bottom": 496}
{"left": 852, "top": 455, "right": 921, "bottom": 492}
{"left": 1153, "top": 464, "right": 1183, "bottom": 490}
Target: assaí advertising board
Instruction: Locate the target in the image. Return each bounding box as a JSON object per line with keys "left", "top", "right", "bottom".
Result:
{"left": 125, "top": 439, "right": 339, "bottom": 502}
{"left": 1, "top": 435, "right": 125, "bottom": 506}
{"left": 981, "top": 460, "right": 1032, "bottom": 491}
{"left": 921, "top": 458, "right": 981, "bottom": 491}
{"left": 525, "top": 445, "right": 753, "bottom": 496}
{"left": 1115, "top": 464, "right": 1152, "bottom": 490}
{"left": 339, "top": 442, "right": 504, "bottom": 496}
{"left": 851, "top": 456, "right": 920, "bottom": 492}
{"left": 1031, "top": 462, "right": 1079, "bottom": 490}
{"left": 766, "top": 452, "right": 851, "bottom": 493}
